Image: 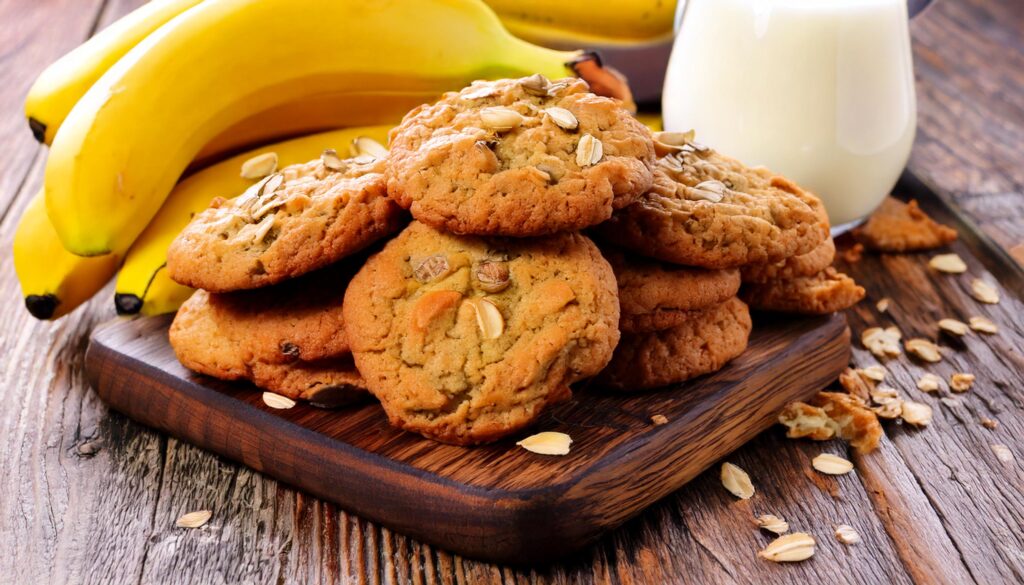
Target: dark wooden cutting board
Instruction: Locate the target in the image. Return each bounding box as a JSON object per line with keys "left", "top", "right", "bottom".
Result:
{"left": 85, "top": 312, "right": 849, "bottom": 564}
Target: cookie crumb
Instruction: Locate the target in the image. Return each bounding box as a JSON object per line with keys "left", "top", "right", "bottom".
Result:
{"left": 981, "top": 418, "right": 999, "bottom": 430}
{"left": 650, "top": 414, "right": 669, "bottom": 426}
{"left": 840, "top": 243, "right": 865, "bottom": 263}
{"left": 876, "top": 297, "right": 891, "bottom": 313}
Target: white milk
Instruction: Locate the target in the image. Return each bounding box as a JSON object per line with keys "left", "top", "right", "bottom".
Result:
{"left": 663, "top": 0, "right": 916, "bottom": 229}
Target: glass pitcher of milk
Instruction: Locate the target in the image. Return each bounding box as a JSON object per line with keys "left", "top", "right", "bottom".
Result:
{"left": 663, "top": 0, "right": 922, "bottom": 232}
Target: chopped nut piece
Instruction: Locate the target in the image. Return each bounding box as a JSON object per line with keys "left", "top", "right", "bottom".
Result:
{"left": 410, "top": 290, "right": 463, "bottom": 335}
{"left": 861, "top": 326, "right": 902, "bottom": 358}
{"left": 479, "top": 107, "right": 524, "bottom": 132}
{"left": 969, "top": 316, "right": 998, "bottom": 334}
{"left": 516, "top": 432, "right": 572, "bottom": 455}
{"left": 981, "top": 418, "right": 999, "bottom": 430}
{"left": 950, "top": 373, "right": 975, "bottom": 393}
{"left": 809, "top": 392, "right": 883, "bottom": 453}
{"left": 175, "top": 510, "right": 212, "bottom": 529}
{"left": 991, "top": 443, "right": 1014, "bottom": 463}
{"left": 720, "top": 462, "right": 754, "bottom": 499}
{"left": 970, "top": 279, "right": 999, "bottom": 304}
{"left": 834, "top": 524, "right": 861, "bottom": 545}
{"left": 938, "top": 318, "right": 970, "bottom": 336}
{"left": 900, "top": 401, "right": 933, "bottom": 427}
{"left": 545, "top": 107, "right": 578, "bottom": 131}
{"left": 650, "top": 414, "right": 669, "bottom": 426}
{"left": 262, "top": 392, "right": 296, "bottom": 410}
{"left": 917, "top": 373, "right": 942, "bottom": 393}
{"left": 905, "top": 338, "right": 942, "bottom": 363}
{"left": 779, "top": 402, "right": 835, "bottom": 440}
{"left": 812, "top": 453, "right": 855, "bottom": 475}
{"left": 876, "top": 298, "right": 891, "bottom": 313}
{"left": 240, "top": 152, "right": 278, "bottom": 179}
{"left": 466, "top": 297, "right": 504, "bottom": 340}
{"left": 756, "top": 514, "right": 789, "bottom": 535}
{"left": 928, "top": 253, "right": 967, "bottom": 274}
{"left": 860, "top": 365, "right": 887, "bottom": 382}
{"left": 474, "top": 260, "right": 510, "bottom": 293}
{"left": 758, "top": 533, "right": 816, "bottom": 562}
{"left": 412, "top": 254, "right": 450, "bottom": 283}
{"left": 839, "top": 368, "right": 873, "bottom": 402}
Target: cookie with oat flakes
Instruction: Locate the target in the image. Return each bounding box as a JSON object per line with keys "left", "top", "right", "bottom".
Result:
{"left": 740, "top": 267, "right": 865, "bottom": 315}
{"left": 385, "top": 76, "right": 655, "bottom": 236}
{"left": 595, "top": 144, "right": 827, "bottom": 269}
{"left": 168, "top": 152, "right": 404, "bottom": 292}
{"left": 342, "top": 221, "right": 620, "bottom": 445}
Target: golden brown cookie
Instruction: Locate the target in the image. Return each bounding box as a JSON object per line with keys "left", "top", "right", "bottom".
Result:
{"left": 249, "top": 357, "right": 367, "bottom": 407}
{"left": 168, "top": 154, "right": 404, "bottom": 292}
{"left": 343, "top": 221, "right": 620, "bottom": 445}
{"left": 597, "top": 297, "right": 751, "bottom": 391}
{"left": 853, "top": 197, "right": 957, "bottom": 252}
{"left": 741, "top": 237, "right": 836, "bottom": 283}
{"left": 168, "top": 266, "right": 354, "bottom": 365}
{"left": 604, "top": 249, "right": 741, "bottom": 332}
{"left": 740, "top": 267, "right": 865, "bottom": 314}
{"left": 386, "top": 76, "right": 655, "bottom": 236}
{"left": 595, "top": 142, "right": 827, "bottom": 269}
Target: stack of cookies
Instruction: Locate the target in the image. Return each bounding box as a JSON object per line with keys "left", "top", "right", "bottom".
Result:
{"left": 166, "top": 74, "right": 863, "bottom": 446}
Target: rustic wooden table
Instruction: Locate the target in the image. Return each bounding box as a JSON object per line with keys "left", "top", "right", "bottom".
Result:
{"left": 2, "top": 1, "right": 1022, "bottom": 583}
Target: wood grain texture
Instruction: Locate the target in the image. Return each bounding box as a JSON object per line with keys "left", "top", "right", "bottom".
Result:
{"left": 0, "top": 0, "right": 1022, "bottom": 582}
{"left": 85, "top": 312, "right": 850, "bottom": 563}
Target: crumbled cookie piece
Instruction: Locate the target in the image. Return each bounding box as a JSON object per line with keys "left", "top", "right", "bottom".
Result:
{"left": 809, "top": 392, "right": 884, "bottom": 453}
{"left": 740, "top": 268, "right": 865, "bottom": 315}
{"left": 853, "top": 197, "right": 957, "bottom": 252}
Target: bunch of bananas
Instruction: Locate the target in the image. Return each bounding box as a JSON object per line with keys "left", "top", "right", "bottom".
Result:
{"left": 16, "top": 0, "right": 627, "bottom": 320}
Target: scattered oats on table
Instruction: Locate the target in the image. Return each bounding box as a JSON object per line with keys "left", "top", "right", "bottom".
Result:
{"left": 928, "top": 253, "right": 967, "bottom": 274}
{"left": 516, "top": 432, "right": 572, "bottom": 455}
{"left": 876, "top": 297, "right": 891, "bottom": 313}
{"left": 176, "top": 510, "right": 212, "bottom": 529}
{"left": 950, "top": 373, "right": 975, "bottom": 393}
{"left": 812, "top": 453, "right": 854, "bottom": 475}
{"left": 991, "top": 444, "right": 1014, "bottom": 463}
{"left": 861, "top": 326, "right": 902, "bottom": 358}
{"left": 969, "top": 316, "right": 998, "bottom": 334}
{"left": 756, "top": 514, "right": 789, "bottom": 535}
{"left": 917, "top": 373, "right": 942, "bottom": 393}
{"left": 901, "top": 401, "right": 933, "bottom": 427}
{"left": 970, "top": 279, "right": 999, "bottom": 304}
{"left": 905, "top": 338, "right": 942, "bottom": 363}
{"left": 758, "top": 533, "right": 816, "bottom": 562}
{"left": 834, "top": 524, "right": 862, "bottom": 545}
{"left": 938, "top": 318, "right": 969, "bottom": 336}
{"left": 721, "top": 462, "right": 755, "bottom": 499}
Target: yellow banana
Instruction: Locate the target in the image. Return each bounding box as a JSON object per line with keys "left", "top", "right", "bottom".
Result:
{"left": 13, "top": 192, "right": 120, "bottom": 320}
{"left": 45, "top": 0, "right": 612, "bottom": 258}
{"left": 484, "top": 0, "right": 677, "bottom": 47}
{"left": 116, "top": 125, "right": 393, "bottom": 316}
{"left": 194, "top": 91, "right": 436, "bottom": 166}
{"left": 24, "top": 0, "right": 202, "bottom": 145}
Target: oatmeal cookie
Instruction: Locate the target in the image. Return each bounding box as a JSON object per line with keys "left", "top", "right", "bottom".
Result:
{"left": 853, "top": 197, "right": 957, "bottom": 252}
{"left": 604, "top": 248, "right": 741, "bottom": 332}
{"left": 168, "top": 153, "right": 404, "bottom": 292}
{"left": 740, "top": 267, "right": 865, "bottom": 315}
{"left": 597, "top": 297, "right": 751, "bottom": 391}
{"left": 167, "top": 265, "right": 356, "bottom": 364}
{"left": 343, "top": 221, "right": 620, "bottom": 445}
{"left": 595, "top": 142, "right": 827, "bottom": 268}
{"left": 170, "top": 290, "right": 366, "bottom": 407}
{"left": 386, "top": 76, "right": 655, "bottom": 236}
{"left": 741, "top": 237, "right": 836, "bottom": 283}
